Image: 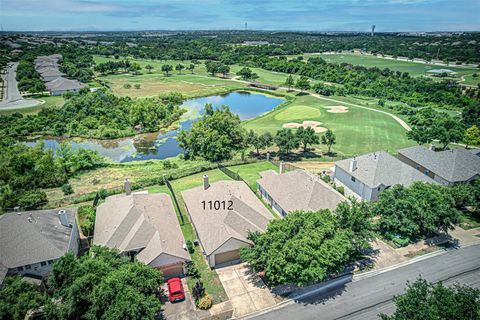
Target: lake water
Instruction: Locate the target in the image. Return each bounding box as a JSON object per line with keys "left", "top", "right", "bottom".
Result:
{"left": 22, "top": 91, "right": 283, "bottom": 162}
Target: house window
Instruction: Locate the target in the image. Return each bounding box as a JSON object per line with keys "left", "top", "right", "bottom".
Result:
{"left": 47, "top": 260, "right": 54, "bottom": 265}
{"left": 351, "top": 176, "right": 356, "bottom": 182}
{"left": 377, "top": 187, "right": 381, "bottom": 191}
{"left": 25, "top": 265, "right": 31, "bottom": 270}
{"left": 17, "top": 266, "right": 24, "bottom": 271}
{"left": 424, "top": 170, "right": 429, "bottom": 175}
{"left": 41, "top": 261, "right": 47, "bottom": 266}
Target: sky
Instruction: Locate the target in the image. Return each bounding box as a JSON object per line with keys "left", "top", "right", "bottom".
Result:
{"left": 0, "top": 0, "right": 479, "bottom": 32}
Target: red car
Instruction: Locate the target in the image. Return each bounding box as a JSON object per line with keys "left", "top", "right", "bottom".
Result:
{"left": 167, "top": 277, "right": 185, "bottom": 302}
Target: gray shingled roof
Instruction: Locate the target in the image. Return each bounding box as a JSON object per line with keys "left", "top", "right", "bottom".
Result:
{"left": 0, "top": 209, "right": 76, "bottom": 269}
{"left": 181, "top": 181, "right": 273, "bottom": 255}
{"left": 335, "top": 151, "right": 436, "bottom": 188}
{"left": 39, "top": 67, "right": 64, "bottom": 77}
{"left": 257, "top": 169, "right": 347, "bottom": 212}
{"left": 93, "top": 193, "right": 190, "bottom": 264}
{"left": 398, "top": 146, "right": 480, "bottom": 183}
{"left": 46, "top": 77, "right": 86, "bottom": 92}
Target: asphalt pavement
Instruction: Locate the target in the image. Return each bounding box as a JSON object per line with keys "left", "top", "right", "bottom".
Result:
{"left": 248, "top": 244, "right": 480, "bottom": 320}
{"left": 0, "top": 62, "right": 41, "bottom": 110}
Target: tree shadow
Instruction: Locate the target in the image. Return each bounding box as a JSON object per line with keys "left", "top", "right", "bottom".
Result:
{"left": 296, "top": 92, "right": 310, "bottom": 96}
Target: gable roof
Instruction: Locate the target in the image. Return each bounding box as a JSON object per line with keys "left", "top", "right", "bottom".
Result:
{"left": 93, "top": 193, "right": 190, "bottom": 264}
{"left": 257, "top": 169, "right": 347, "bottom": 212}
{"left": 335, "top": 151, "right": 436, "bottom": 188}
{"left": 0, "top": 209, "right": 76, "bottom": 269}
{"left": 398, "top": 146, "right": 480, "bottom": 183}
{"left": 38, "top": 67, "right": 65, "bottom": 77}
{"left": 45, "top": 77, "right": 86, "bottom": 92}
{"left": 181, "top": 180, "right": 273, "bottom": 255}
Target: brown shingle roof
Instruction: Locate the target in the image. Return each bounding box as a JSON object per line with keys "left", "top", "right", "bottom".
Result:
{"left": 93, "top": 193, "right": 190, "bottom": 264}
{"left": 181, "top": 181, "right": 273, "bottom": 255}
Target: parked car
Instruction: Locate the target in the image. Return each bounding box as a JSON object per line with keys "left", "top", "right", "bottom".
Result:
{"left": 167, "top": 277, "right": 185, "bottom": 302}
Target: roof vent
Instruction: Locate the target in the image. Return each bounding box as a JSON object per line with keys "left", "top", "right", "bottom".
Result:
{"left": 58, "top": 209, "right": 70, "bottom": 227}
{"left": 349, "top": 157, "right": 357, "bottom": 172}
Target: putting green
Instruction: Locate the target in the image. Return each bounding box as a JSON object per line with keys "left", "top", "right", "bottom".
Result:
{"left": 274, "top": 105, "right": 321, "bottom": 121}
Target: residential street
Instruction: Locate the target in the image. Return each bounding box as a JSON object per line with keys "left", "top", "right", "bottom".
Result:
{"left": 0, "top": 62, "right": 41, "bottom": 110}
{"left": 247, "top": 244, "right": 480, "bottom": 320}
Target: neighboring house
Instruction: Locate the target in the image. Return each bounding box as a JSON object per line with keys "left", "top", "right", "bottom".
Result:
{"left": 398, "top": 146, "right": 480, "bottom": 186}
{"left": 0, "top": 208, "right": 80, "bottom": 285}
{"left": 93, "top": 192, "right": 190, "bottom": 278}
{"left": 257, "top": 169, "right": 347, "bottom": 217}
{"left": 46, "top": 77, "right": 87, "bottom": 96}
{"left": 38, "top": 67, "right": 65, "bottom": 82}
{"left": 181, "top": 177, "right": 273, "bottom": 268}
{"left": 334, "top": 151, "right": 436, "bottom": 201}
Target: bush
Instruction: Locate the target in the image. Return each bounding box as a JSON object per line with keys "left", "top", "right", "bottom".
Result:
{"left": 163, "top": 159, "right": 178, "bottom": 169}
{"left": 197, "top": 294, "right": 213, "bottom": 310}
{"left": 17, "top": 189, "right": 47, "bottom": 209}
{"left": 192, "top": 281, "right": 205, "bottom": 301}
{"left": 134, "top": 84, "right": 141, "bottom": 89}
{"left": 62, "top": 183, "right": 74, "bottom": 195}
{"left": 123, "top": 83, "right": 131, "bottom": 89}
{"left": 336, "top": 186, "right": 345, "bottom": 195}
{"left": 186, "top": 240, "right": 195, "bottom": 254}
{"left": 185, "top": 261, "right": 199, "bottom": 278}
{"left": 320, "top": 174, "right": 331, "bottom": 183}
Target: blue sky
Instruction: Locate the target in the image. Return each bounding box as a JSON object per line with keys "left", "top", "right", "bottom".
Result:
{"left": 1, "top": 0, "right": 479, "bottom": 31}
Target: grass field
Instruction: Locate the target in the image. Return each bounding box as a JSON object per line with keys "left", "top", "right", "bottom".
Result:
{"left": 298, "top": 53, "right": 479, "bottom": 86}
{"left": 243, "top": 93, "right": 415, "bottom": 156}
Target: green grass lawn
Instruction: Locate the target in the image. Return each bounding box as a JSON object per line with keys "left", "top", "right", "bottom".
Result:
{"left": 243, "top": 93, "right": 416, "bottom": 156}
{"left": 0, "top": 96, "right": 65, "bottom": 115}
{"left": 298, "top": 53, "right": 479, "bottom": 86}
{"left": 146, "top": 162, "right": 279, "bottom": 303}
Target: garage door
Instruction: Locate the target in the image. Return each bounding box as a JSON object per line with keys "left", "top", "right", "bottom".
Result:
{"left": 160, "top": 263, "right": 184, "bottom": 279}
{"left": 215, "top": 249, "right": 241, "bottom": 266}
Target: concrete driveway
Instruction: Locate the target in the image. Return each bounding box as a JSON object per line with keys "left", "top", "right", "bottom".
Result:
{"left": 216, "top": 264, "right": 276, "bottom": 318}
{"left": 161, "top": 278, "right": 197, "bottom": 320}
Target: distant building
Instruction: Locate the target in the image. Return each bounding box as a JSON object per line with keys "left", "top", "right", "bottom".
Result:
{"left": 333, "top": 151, "right": 436, "bottom": 201}
{"left": 257, "top": 168, "right": 347, "bottom": 217}
{"left": 0, "top": 208, "right": 80, "bottom": 285}
{"left": 242, "top": 41, "right": 270, "bottom": 46}
{"left": 94, "top": 192, "right": 191, "bottom": 278}
{"left": 182, "top": 178, "right": 272, "bottom": 268}
{"left": 398, "top": 146, "right": 480, "bottom": 186}
{"left": 46, "top": 77, "right": 87, "bottom": 96}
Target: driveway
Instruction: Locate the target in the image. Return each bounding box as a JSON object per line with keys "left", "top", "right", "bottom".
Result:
{"left": 216, "top": 264, "right": 277, "bottom": 318}
{"left": 161, "top": 278, "right": 197, "bottom": 320}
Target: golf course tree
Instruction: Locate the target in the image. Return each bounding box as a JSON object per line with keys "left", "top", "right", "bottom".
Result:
{"left": 218, "top": 64, "right": 230, "bottom": 78}
{"left": 45, "top": 246, "right": 163, "bottom": 320}
{"left": 274, "top": 128, "right": 300, "bottom": 155}
{"left": 188, "top": 63, "right": 195, "bottom": 74}
{"left": 462, "top": 103, "right": 480, "bottom": 128}
{"left": 321, "top": 129, "right": 336, "bottom": 154}
{"left": 161, "top": 64, "right": 173, "bottom": 76}
{"left": 295, "top": 126, "right": 319, "bottom": 152}
{"left": 464, "top": 125, "right": 480, "bottom": 148}
{"left": 295, "top": 76, "right": 311, "bottom": 93}
{"left": 178, "top": 105, "right": 246, "bottom": 162}
{"left": 240, "top": 209, "right": 371, "bottom": 286}
{"left": 0, "top": 276, "right": 46, "bottom": 320}
{"left": 175, "top": 63, "right": 185, "bottom": 75}
{"left": 380, "top": 278, "right": 480, "bottom": 320}
{"left": 284, "top": 74, "right": 294, "bottom": 90}
{"left": 374, "top": 182, "right": 460, "bottom": 242}
{"left": 237, "top": 67, "right": 258, "bottom": 81}
{"left": 145, "top": 64, "right": 154, "bottom": 73}
{"left": 407, "top": 107, "right": 465, "bottom": 149}
{"left": 246, "top": 130, "right": 273, "bottom": 155}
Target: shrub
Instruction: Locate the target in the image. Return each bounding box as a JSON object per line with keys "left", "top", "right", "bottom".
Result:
{"left": 320, "top": 174, "right": 331, "bottom": 183}
{"left": 192, "top": 281, "right": 205, "bottom": 301}
{"left": 197, "top": 294, "right": 213, "bottom": 310}
{"left": 186, "top": 240, "right": 195, "bottom": 254}
{"left": 62, "top": 183, "right": 74, "bottom": 195}
{"left": 123, "top": 83, "right": 131, "bottom": 89}
{"left": 185, "top": 261, "right": 199, "bottom": 278}
{"left": 162, "top": 159, "right": 177, "bottom": 169}
{"left": 337, "top": 186, "right": 345, "bottom": 195}
{"left": 134, "top": 84, "right": 141, "bottom": 89}
{"left": 17, "top": 189, "right": 47, "bottom": 209}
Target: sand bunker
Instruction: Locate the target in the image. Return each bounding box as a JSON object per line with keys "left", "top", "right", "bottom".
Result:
{"left": 325, "top": 105, "right": 349, "bottom": 113}
{"left": 282, "top": 120, "right": 327, "bottom": 133}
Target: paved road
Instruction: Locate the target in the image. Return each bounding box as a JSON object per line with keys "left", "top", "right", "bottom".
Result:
{"left": 0, "top": 62, "right": 41, "bottom": 110}
{"left": 248, "top": 244, "right": 480, "bottom": 320}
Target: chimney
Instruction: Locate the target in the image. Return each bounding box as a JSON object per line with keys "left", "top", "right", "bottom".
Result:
{"left": 349, "top": 157, "right": 357, "bottom": 172}
{"left": 266, "top": 152, "right": 270, "bottom": 161}
{"left": 14, "top": 206, "right": 21, "bottom": 214}
{"left": 124, "top": 178, "right": 132, "bottom": 195}
{"left": 58, "top": 210, "right": 69, "bottom": 227}
{"left": 203, "top": 175, "right": 209, "bottom": 190}
{"left": 279, "top": 161, "right": 284, "bottom": 174}
{"left": 428, "top": 144, "right": 436, "bottom": 151}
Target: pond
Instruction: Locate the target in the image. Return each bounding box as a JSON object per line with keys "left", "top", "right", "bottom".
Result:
{"left": 22, "top": 91, "right": 284, "bottom": 162}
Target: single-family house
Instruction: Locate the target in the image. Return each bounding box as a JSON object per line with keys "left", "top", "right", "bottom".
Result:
{"left": 38, "top": 67, "right": 65, "bottom": 82}
{"left": 46, "top": 77, "right": 87, "bottom": 96}
{"left": 398, "top": 146, "right": 480, "bottom": 186}
{"left": 333, "top": 151, "right": 436, "bottom": 201}
{"left": 0, "top": 208, "right": 80, "bottom": 285}
{"left": 181, "top": 177, "right": 273, "bottom": 268}
{"left": 93, "top": 191, "right": 190, "bottom": 278}
{"left": 257, "top": 168, "right": 347, "bottom": 216}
